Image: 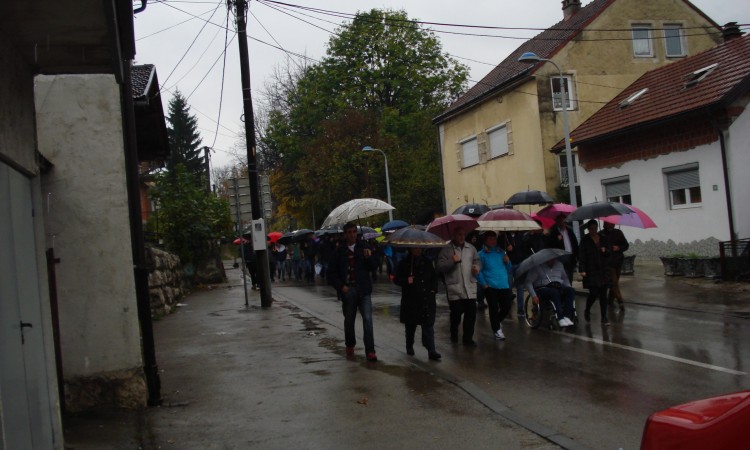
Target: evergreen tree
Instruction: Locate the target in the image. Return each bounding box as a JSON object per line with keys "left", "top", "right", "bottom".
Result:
{"left": 166, "top": 90, "right": 206, "bottom": 182}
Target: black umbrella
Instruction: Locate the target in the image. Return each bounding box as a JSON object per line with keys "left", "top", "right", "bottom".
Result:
{"left": 515, "top": 248, "right": 572, "bottom": 281}
{"left": 292, "top": 229, "right": 314, "bottom": 242}
{"left": 506, "top": 190, "right": 554, "bottom": 206}
{"left": 452, "top": 203, "right": 490, "bottom": 217}
{"left": 278, "top": 231, "right": 296, "bottom": 245}
{"left": 565, "top": 201, "right": 632, "bottom": 223}
{"left": 383, "top": 227, "right": 449, "bottom": 248}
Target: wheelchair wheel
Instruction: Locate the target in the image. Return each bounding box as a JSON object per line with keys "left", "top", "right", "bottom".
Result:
{"left": 524, "top": 294, "right": 543, "bottom": 329}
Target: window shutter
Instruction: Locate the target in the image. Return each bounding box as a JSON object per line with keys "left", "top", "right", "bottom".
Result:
{"left": 605, "top": 180, "right": 630, "bottom": 198}
{"left": 667, "top": 170, "right": 699, "bottom": 190}
{"left": 477, "top": 132, "right": 488, "bottom": 164}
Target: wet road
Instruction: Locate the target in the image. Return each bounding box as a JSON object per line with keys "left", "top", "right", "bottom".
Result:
{"left": 272, "top": 278, "right": 750, "bottom": 450}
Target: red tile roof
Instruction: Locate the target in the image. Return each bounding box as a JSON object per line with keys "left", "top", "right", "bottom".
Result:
{"left": 433, "top": 0, "right": 615, "bottom": 124}
{"left": 555, "top": 33, "right": 750, "bottom": 151}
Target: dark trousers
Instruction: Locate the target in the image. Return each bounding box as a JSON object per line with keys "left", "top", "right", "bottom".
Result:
{"left": 341, "top": 287, "right": 375, "bottom": 353}
{"left": 485, "top": 288, "right": 512, "bottom": 332}
{"left": 607, "top": 266, "right": 623, "bottom": 302}
{"left": 405, "top": 323, "right": 436, "bottom": 353}
{"left": 449, "top": 298, "right": 476, "bottom": 343}
{"left": 585, "top": 285, "right": 609, "bottom": 319}
{"left": 537, "top": 286, "right": 576, "bottom": 320}
{"left": 476, "top": 284, "right": 486, "bottom": 307}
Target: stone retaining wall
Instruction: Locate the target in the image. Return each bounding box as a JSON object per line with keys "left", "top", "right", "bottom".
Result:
{"left": 626, "top": 237, "right": 720, "bottom": 259}
{"left": 147, "top": 246, "right": 190, "bottom": 318}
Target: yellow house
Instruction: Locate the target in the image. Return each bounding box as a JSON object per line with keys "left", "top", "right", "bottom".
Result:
{"left": 433, "top": 0, "right": 721, "bottom": 212}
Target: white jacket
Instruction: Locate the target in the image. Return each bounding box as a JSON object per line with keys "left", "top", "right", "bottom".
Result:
{"left": 436, "top": 242, "right": 481, "bottom": 301}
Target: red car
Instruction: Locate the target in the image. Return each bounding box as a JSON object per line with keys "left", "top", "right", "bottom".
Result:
{"left": 641, "top": 390, "right": 750, "bottom": 449}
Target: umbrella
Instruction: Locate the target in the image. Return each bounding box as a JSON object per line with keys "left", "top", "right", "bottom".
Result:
{"left": 506, "top": 190, "right": 554, "bottom": 206}
{"left": 381, "top": 219, "right": 409, "bottom": 232}
{"left": 602, "top": 204, "right": 657, "bottom": 229}
{"left": 233, "top": 237, "right": 249, "bottom": 245}
{"left": 452, "top": 203, "right": 490, "bottom": 217}
{"left": 292, "top": 229, "right": 314, "bottom": 242}
{"left": 321, "top": 198, "right": 395, "bottom": 228}
{"left": 476, "top": 209, "right": 541, "bottom": 231}
{"left": 515, "top": 248, "right": 572, "bottom": 281}
{"left": 530, "top": 212, "right": 555, "bottom": 229}
{"left": 565, "top": 201, "right": 633, "bottom": 222}
{"left": 383, "top": 227, "right": 449, "bottom": 248}
{"left": 536, "top": 203, "right": 577, "bottom": 220}
{"left": 278, "top": 231, "right": 296, "bottom": 245}
{"left": 267, "top": 231, "right": 283, "bottom": 243}
{"left": 425, "top": 214, "right": 478, "bottom": 240}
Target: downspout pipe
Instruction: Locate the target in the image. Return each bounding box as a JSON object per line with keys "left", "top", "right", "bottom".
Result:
{"left": 716, "top": 124, "right": 736, "bottom": 242}
{"left": 435, "top": 125, "right": 447, "bottom": 215}
{"left": 120, "top": 59, "right": 162, "bottom": 406}
{"left": 133, "top": 0, "right": 147, "bottom": 14}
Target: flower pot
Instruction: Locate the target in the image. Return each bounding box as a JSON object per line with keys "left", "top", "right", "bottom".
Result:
{"left": 681, "top": 258, "right": 704, "bottom": 278}
{"left": 621, "top": 255, "right": 636, "bottom": 275}
{"left": 660, "top": 257, "right": 683, "bottom": 276}
{"left": 702, "top": 257, "right": 722, "bottom": 279}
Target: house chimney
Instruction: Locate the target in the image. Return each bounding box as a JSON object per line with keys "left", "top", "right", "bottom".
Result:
{"left": 562, "top": 0, "right": 582, "bottom": 21}
{"left": 722, "top": 22, "right": 742, "bottom": 42}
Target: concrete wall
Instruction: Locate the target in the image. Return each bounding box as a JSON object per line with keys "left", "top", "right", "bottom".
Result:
{"left": 35, "top": 75, "right": 144, "bottom": 392}
{"left": 438, "top": 0, "right": 721, "bottom": 211}
{"left": 578, "top": 141, "right": 729, "bottom": 253}
{"left": 726, "top": 104, "right": 750, "bottom": 240}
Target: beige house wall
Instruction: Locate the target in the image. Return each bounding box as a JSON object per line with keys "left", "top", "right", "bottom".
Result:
{"left": 439, "top": 0, "right": 721, "bottom": 211}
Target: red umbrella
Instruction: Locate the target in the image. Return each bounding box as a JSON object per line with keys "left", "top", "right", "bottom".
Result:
{"left": 602, "top": 204, "right": 657, "bottom": 228}
{"left": 267, "top": 231, "right": 283, "bottom": 243}
{"left": 233, "top": 237, "right": 249, "bottom": 245}
{"left": 425, "top": 214, "right": 478, "bottom": 240}
{"left": 476, "top": 209, "right": 540, "bottom": 231}
{"left": 530, "top": 212, "right": 555, "bottom": 229}
{"left": 536, "top": 203, "right": 577, "bottom": 220}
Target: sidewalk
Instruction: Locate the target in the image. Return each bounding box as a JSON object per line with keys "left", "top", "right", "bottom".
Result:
{"left": 63, "top": 259, "right": 749, "bottom": 449}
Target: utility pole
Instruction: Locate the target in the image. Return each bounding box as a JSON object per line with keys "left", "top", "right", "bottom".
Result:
{"left": 229, "top": 0, "right": 272, "bottom": 307}
{"left": 203, "top": 146, "right": 211, "bottom": 193}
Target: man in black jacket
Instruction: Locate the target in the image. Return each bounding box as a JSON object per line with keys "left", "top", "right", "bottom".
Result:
{"left": 600, "top": 221, "right": 629, "bottom": 310}
{"left": 546, "top": 214, "right": 579, "bottom": 283}
{"left": 328, "top": 222, "right": 380, "bottom": 361}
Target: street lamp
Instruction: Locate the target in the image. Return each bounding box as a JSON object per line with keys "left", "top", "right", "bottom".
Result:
{"left": 518, "top": 51, "right": 579, "bottom": 240}
{"left": 361, "top": 146, "right": 393, "bottom": 222}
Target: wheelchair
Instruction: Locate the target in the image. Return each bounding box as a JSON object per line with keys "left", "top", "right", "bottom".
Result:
{"left": 523, "top": 287, "right": 577, "bottom": 330}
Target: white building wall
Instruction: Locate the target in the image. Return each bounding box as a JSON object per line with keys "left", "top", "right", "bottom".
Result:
{"left": 578, "top": 142, "right": 730, "bottom": 245}
{"left": 35, "top": 74, "right": 143, "bottom": 377}
{"left": 725, "top": 105, "right": 750, "bottom": 240}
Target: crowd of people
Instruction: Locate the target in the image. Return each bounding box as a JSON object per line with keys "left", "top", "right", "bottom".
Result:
{"left": 240, "top": 214, "right": 629, "bottom": 362}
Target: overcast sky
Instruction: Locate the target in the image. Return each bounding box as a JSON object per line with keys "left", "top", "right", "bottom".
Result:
{"left": 132, "top": 0, "right": 750, "bottom": 171}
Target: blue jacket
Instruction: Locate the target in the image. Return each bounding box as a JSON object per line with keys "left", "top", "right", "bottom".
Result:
{"left": 476, "top": 246, "right": 512, "bottom": 290}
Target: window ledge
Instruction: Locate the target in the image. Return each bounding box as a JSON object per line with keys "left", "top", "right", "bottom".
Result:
{"left": 671, "top": 203, "right": 701, "bottom": 210}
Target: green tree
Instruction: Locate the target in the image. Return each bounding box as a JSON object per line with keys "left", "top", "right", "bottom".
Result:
{"left": 259, "top": 9, "right": 468, "bottom": 225}
{"left": 150, "top": 164, "right": 232, "bottom": 265}
{"left": 166, "top": 90, "right": 206, "bottom": 181}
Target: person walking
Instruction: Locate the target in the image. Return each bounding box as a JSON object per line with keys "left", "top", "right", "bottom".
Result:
{"left": 437, "top": 227, "right": 481, "bottom": 347}
{"left": 468, "top": 231, "right": 487, "bottom": 310}
{"left": 476, "top": 231, "right": 513, "bottom": 340}
{"left": 546, "top": 214, "right": 579, "bottom": 284}
{"left": 240, "top": 238, "right": 258, "bottom": 290}
{"left": 579, "top": 220, "right": 611, "bottom": 325}
{"left": 327, "top": 222, "right": 380, "bottom": 361}
{"left": 394, "top": 247, "right": 441, "bottom": 361}
{"left": 599, "top": 221, "right": 629, "bottom": 311}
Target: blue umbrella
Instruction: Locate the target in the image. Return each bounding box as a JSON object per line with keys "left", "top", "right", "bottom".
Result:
{"left": 381, "top": 219, "right": 409, "bottom": 232}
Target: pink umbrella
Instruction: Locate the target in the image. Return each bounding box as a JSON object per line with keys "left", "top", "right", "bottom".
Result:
{"left": 476, "top": 208, "right": 540, "bottom": 231}
{"left": 530, "top": 213, "right": 555, "bottom": 229}
{"left": 536, "top": 203, "right": 577, "bottom": 220}
{"left": 426, "top": 214, "right": 478, "bottom": 240}
{"left": 602, "top": 204, "right": 656, "bottom": 228}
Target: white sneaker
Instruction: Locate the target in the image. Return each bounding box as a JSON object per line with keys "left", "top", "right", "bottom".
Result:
{"left": 494, "top": 329, "right": 505, "bottom": 340}
{"left": 561, "top": 317, "right": 574, "bottom": 327}
{"left": 558, "top": 318, "right": 569, "bottom": 327}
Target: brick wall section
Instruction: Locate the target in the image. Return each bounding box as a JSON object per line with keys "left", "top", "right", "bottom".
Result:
{"left": 577, "top": 114, "right": 719, "bottom": 170}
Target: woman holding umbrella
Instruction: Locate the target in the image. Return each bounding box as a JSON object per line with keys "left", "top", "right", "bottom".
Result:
{"left": 579, "top": 220, "right": 611, "bottom": 325}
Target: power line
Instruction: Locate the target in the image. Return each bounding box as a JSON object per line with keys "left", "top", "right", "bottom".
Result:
{"left": 185, "top": 32, "right": 237, "bottom": 101}
{"left": 210, "top": 8, "right": 232, "bottom": 150}
{"left": 135, "top": 6, "right": 218, "bottom": 41}
{"left": 164, "top": 21, "right": 224, "bottom": 92}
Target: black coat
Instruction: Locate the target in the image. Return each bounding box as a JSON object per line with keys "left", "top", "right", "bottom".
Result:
{"left": 599, "top": 227, "right": 629, "bottom": 268}
{"left": 578, "top": 233, "right": 610, "bottom": 289}
{"left": 394, "top": 255, "right": 438, "bottom": 326}
{"left": 546, "top": 224, "right": 579, "bottom": 264}
{"left": 327, "top": 241, "right": 378, "bottom": 296}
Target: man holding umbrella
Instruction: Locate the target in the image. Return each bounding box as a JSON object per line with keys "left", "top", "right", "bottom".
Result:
{"left": 328, "top": 222, "right": 380, "bottom": 361}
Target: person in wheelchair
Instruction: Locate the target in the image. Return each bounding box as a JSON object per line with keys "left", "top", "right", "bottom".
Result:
{"left": 524, "top": 258, "right": 576, "bottom": 328}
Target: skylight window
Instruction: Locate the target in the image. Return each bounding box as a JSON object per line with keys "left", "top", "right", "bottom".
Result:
{"left": 619, "top": 88, "right": 648, "bottom": 109}
{"left": 685, "top": 63, "right": 718, "bottom": 88}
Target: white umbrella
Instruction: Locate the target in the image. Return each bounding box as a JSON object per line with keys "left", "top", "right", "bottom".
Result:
{"left": 321, "top": 198, "right": 395, "bottom": 227}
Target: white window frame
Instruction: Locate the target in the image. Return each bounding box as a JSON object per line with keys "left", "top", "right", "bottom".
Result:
{"left": 551, "top": 75, "right": 577, "bottom": 111}
{"left": 632, "top": 24, "right": 653, "bottom": 58}
{"left": 486, "top": 123, "right": 509, "bottom": 159}
{"left": 664, "top": 164, "right": 701, "bottom": 210}
{"left": 460, "top": 135, "right": 479, "bottom": 168}
{"left": 664, "top": 24, "right": 686, "bottom": 58}
{"left": 602, "top": 175, "right": 632, "bottom": 204}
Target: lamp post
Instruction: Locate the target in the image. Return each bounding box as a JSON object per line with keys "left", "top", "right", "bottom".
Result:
{"left": 518, "top": 51, "right": 579, "bottom": 240}
{"left": 362, "top": 146, "right": 393, "bottom": 222}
